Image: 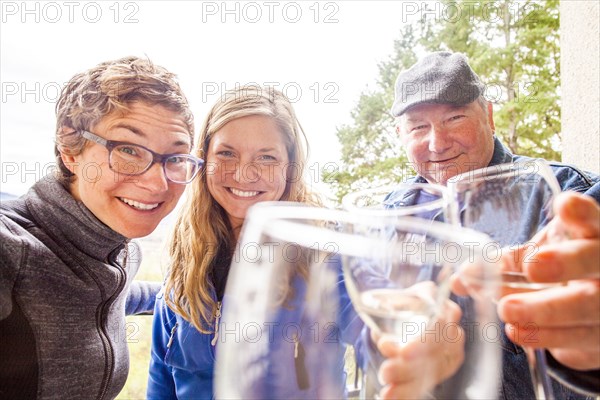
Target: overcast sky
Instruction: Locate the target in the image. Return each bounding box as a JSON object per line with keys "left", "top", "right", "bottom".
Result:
{"left": 0, "top": 1, "right": 414, "bottom": 198}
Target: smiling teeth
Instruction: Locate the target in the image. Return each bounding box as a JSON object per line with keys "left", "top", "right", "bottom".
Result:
{"left": 120, "top": 197, "right": 159, "bottom": 210}
{"left": 230, "top": 188, "right": 259, "bottom": 198}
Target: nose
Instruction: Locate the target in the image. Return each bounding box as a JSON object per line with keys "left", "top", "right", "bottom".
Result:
{"left": 232, "top": 161, "right": 260, "bottom": 184}
{"left": 135, "top": 162, "right": 170, "bottom": 192}
{"left": 428, "top": 124, "right": 452, "bottom": 153}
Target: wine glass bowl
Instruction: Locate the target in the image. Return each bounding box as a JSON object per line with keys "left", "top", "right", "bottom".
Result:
{"left": 448, "top": 159, "right": 563, "bottom": 400}
{"left": 342, "top": 183, "right": 458, "bottom": 225}
{"left": 448, "top": 160, "right": 560, "bottom": 246}
{"left": 342, "top": 218, "right": 477, "bottom": 342}
{"left": 215, "top": 202, "right": 500, "bottom": 400}
{"left": 215, "top": 203, "right": 352, "bottom": 400}
{"left": 341, "top": 215, "right": 500, "bottom": 399}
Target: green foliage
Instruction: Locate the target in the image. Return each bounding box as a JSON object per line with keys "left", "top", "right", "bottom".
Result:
{"left": 327, "top": 0, "right": 561, "bottom": 202}
{"left": 426, "top": 0, "right": 561, "bottom": 160}
{"left": 325, "top": 24, "right": 421, "bottom": 203}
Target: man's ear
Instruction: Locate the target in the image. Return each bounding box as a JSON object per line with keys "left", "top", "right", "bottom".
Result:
{"left": 395, "top": 117, "right": 404, "bottom": 136}
{"left": 487, "top": 102, "right": 495, "bottom": 133}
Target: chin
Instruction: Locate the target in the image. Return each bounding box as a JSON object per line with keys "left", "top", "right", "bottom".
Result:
{"left": 118, "top": 224, "right": 159, "bottom": 239}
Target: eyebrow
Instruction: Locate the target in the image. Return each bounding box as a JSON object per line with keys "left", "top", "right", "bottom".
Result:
{"left": 113, "top": 123, "right": 190, "bottom": 148}
{"left": 404, "top": 116, "right": 426, "bottom": 123}
{"left": 216, "top": 143, "right": 282, "bottom": 153}
{"left": 448, "top": 106, "right": 467, "bottom": 112}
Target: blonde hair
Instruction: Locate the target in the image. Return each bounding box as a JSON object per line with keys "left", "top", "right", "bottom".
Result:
{"left": 54, "top": 56, "right": 194, "bottom": 185}
{"left": 165, "top": 86, "right": 321, "bottom": 333}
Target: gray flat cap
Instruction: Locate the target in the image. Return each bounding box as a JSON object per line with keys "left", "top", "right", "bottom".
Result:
{"left": 391, "top": 52, "right": 485, "bottom": 116}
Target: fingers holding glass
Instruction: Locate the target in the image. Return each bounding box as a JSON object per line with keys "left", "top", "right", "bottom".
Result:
{"left": 376, "top": 300, "right": 464, "bottom": 400}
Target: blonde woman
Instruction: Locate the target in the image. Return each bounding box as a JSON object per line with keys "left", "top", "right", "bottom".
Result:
{"left": 147, "top": 86, "right": 361, "bottom": 398}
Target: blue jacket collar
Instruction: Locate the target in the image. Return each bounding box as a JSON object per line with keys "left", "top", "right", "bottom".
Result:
{"left": 489, "top": 136, "right": 515, "bottom": 166}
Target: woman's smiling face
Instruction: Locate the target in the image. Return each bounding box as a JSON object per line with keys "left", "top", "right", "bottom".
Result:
{"left": 64, "top": 102, "right": 192, "bottom": 238}
{"left": 206, "top": 114, "right": 290, "bottom": 229}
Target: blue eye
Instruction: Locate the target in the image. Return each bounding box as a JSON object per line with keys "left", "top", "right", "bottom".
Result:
{"left": 115, "top": 145, "right": 145, "bottom": 159}
{"left": 119, "top": 146, "right": 137, "bottom": 155}
{"left": 166, "top": 156, "right": 185, "bottom": 164}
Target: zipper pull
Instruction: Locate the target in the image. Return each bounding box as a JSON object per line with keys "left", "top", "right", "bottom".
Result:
{"left": 293, "top": 334, "right": 310, "bottom": 390}
{"left": 122, "top": 244, "right": 128, "bottom": 268}
{"left": 211, "top": 302, "right": 222, "bottom": 346}
{"left": 167, "top": 322, "right": 178, "bottom": 348}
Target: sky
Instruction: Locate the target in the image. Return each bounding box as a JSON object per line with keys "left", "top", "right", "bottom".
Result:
{"left": 1, "top": 0, "right": 415, "bottom": 198}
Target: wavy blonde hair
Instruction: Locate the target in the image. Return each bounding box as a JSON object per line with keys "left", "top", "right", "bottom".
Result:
{"left": 165, "top": 85, "right": 321, "bottom": 333}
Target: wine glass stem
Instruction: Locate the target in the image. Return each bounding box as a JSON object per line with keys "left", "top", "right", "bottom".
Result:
{"left": 527, "top": 348, "right": 555, "bottom": 400}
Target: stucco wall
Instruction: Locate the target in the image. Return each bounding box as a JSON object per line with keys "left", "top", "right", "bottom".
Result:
{"left": 560, "top": 1, "right": 600, "bottom": 173}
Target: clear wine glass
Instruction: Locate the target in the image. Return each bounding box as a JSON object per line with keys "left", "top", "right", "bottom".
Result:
{"left": 341, "top": 182, "right": 458, "bottom": 225}
{"left": 215, "top": 202, "right": 500, "bottom": 400}
{"left": 342, "top": 182, "right": 458, "bottom": 397}
{"left": 214, "top": 203, "right": 351, "bottom": 399}
{"left": 448, "top": 159, "right": 562, "bottom": 400}
{"left": 341, "top": 215, "right": 499, "bottom": 399}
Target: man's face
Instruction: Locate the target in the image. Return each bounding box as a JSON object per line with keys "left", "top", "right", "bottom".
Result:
{"left": 396, "top": 100, "right": 496, "bottom": 185}
{"left": 63, "top": 102, "right": 192, "bottom": 238}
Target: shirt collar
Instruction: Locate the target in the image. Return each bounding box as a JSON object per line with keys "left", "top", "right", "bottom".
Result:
{"left": 489, "top": 136, "right": 516, "bottom": 166}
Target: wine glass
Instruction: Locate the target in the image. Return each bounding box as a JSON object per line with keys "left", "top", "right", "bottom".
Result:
{"left": 342, "top": 182, "right": 458, "bottom": 225}
{"left": 215, "top": 202, "right": 362, "bottom": 399}
{"left": 447, "top": 159, "right": 562, "bottom": 400}
{"left": 341, "top": 215, "right": 499, "bottom": 399}
{"left": 342, "top": 182, "right": 459, "bottom": 397}
{"left": 215, "top": 202, "right": 500, "bottom": 400}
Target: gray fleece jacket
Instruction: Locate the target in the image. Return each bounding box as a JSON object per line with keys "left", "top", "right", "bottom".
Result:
{"left": 0, "top": 175, "right": 159, "bottom": 399}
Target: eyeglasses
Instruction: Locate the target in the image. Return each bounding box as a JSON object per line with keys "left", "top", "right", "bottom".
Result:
{"left": 80, "top": 130, "right": 204, "bottom": 184}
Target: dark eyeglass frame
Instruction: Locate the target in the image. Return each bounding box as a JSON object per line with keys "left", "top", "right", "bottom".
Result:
{"left": 79, "top": 130, "right": 204, "bottom": 184}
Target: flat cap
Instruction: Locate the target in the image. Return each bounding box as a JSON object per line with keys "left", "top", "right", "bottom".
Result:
{"left": 391, "top": 52, "right": 485, "bottom": 116}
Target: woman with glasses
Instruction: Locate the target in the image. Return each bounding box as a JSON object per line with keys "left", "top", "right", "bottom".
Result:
{"left": 147, "top": 85, "right": 364, "bottom": 399}
{"left": 0, "top": 56, "right": 202, "bottom": 399}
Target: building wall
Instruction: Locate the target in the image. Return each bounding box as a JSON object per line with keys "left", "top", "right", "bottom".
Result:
{"left": 561, "top": 1, "right": 600, "bottom": 173}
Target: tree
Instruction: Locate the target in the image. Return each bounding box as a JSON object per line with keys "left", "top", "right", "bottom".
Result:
{"left": 324, "top": 24, "right": 422, "bottom": 203}
{"left": 422, "top": 0, "right": 561, "bottom": 159}
{"left": 327, "top": 0, "right": 561, "bottom": 203}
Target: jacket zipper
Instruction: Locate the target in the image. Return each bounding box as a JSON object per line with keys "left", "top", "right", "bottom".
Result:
{"left": 211, "top": 301, "right": 222, "bottom": 346}
{"left": 167, "top": 323, "right": 179, "bottom": 348}
{"left": 96, "top": 246, "right": 127, "bottom": 400}
{"left": 293, "top": 333, "right": 310, "bottom": 390}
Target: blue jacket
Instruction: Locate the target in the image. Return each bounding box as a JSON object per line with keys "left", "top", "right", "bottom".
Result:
{"left": 147, "top": 256, "right": 363, "bottom": 399}
{"left": 401, "top": 137, "right": 600, "bottom": 399}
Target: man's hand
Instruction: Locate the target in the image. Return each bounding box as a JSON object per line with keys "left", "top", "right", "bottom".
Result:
{"left": 375, "top": 300, "right": 464, "bottom": 399}
{"left": 498, "top": 192, "right": 600, "bottom": 371}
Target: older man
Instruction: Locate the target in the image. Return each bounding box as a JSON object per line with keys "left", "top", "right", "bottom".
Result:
{"left": 377, "top": 52, "right": 599, "bottom": 399}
